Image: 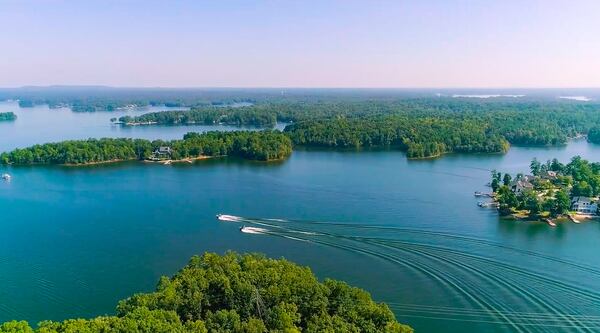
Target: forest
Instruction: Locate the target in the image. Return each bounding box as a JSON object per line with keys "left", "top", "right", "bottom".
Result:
{"left": 117, "top": 99, "right": 600, "bottom": 158}
{"left": 0, "top": 131, "right": 292, "bottom": 165}
{"left": 0, "top": 252, "right": 412, "bottom": 333}
{"left": 284, "top": 116, "right": 510, "bottom": 158}
{"left": 119, "top": 107, "right": 277, "bottom": 127}
{"left": 0, "top": 112, "right": 16, "bottom": 121}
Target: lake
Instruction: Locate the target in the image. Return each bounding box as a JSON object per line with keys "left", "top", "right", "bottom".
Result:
{"left": 1, "top": 102, "right": 600, "bottom": 332}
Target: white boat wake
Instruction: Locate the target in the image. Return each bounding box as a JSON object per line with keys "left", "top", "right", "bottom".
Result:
{"left": 216, "top": 214, "right": 241, "bottom": 222}
{"left": 240, "top": 226, "right": 268, "bottom": 234}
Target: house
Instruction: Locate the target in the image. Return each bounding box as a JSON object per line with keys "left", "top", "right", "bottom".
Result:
{"left": 521, "top": 175, "right": 536, "bottom": 182}
{"left": 540, "top": 170, "right": 558, "bottom": 180}
{"left": 149, "top": 146, "right": 173, "bottom": 160}
{"left": 511, "top": 179, "right": 534, "bottom": 194}
{"left": 571, "top": 196, "right": 598, "bottom": 215}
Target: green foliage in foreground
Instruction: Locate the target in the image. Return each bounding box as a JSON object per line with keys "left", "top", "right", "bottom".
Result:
{"left": 0, "top": 252, "right": 412, "bottom": 333}
{"left": 0, "top": 112, "right": 16, "bottom": 121}
{"left": 0, "top": 131, "right": 292, "bottom": 165}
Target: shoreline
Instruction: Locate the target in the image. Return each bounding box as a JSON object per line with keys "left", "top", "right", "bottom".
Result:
{"left": 143, "top": 155, "right": 214, "bottom": 164}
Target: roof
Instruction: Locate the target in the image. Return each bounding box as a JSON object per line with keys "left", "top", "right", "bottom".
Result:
{"left": 512, "top": 180, "right": 533, "bottom": 188}
{"left": 572, "top": 196, "right": 593, "bottom": 204}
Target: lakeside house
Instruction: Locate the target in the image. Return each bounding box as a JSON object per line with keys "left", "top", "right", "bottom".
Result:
{"left": 149, "top": 146, "right": 173, "bottom": 161}
{"left": 571, "top": 196, "right": 599, "bottom": 215}
{"left": 511, "top": 179, "right": 534, "bottom": 194}
{"left": 540, "top": 170, "right": 558, "bottom": 180}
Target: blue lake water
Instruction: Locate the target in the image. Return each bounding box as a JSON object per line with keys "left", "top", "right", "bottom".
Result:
{"left": 1, "top": 102, "right": 600, "bottom": 332}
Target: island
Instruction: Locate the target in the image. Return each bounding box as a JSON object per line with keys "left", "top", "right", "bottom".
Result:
{"left": 0, "top": 252, "right": 413, "bottom": 333}
{"left": 0, "top": 131, "right": 292, "bottom": 165}
{"left": 0, "top": 112, "right": 16, "bottom": 121}
{"left": 488, "top": 156, "right": 599, "bottom": 224}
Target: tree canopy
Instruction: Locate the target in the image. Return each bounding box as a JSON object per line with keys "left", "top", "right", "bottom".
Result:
{"left": 0, "top": 131, "right": 292, "bottom": 165}
{"left": 0, "top": 112, "right": 16, "bottom": 121}
{"left": 0, "top": 252, "right": 412, "bottom": 333}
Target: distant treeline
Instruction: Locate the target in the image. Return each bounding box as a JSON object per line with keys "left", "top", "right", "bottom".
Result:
{"left": 0, "top": 131, "right": 292, "bottom": 165}
{"left": 0, "top": 112, "right": 16, "bottom": 121}
{"left": 1, "top": 87, "right": 261, "bottom": 111}
{"left": 121, "top": 99, "right": 600, "bottom": 141}
{"left": 119, "top": 107, "right": 277, "bottom": 127}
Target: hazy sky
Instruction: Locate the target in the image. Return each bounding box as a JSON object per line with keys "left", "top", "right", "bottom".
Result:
{"left": 1, "top": 0, "right": 599, "bottom": 88}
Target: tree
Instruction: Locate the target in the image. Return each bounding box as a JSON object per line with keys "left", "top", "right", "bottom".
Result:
{"left": 572, "top": 181, "right": 593, "bottom": 197}
{"left": 503, "top": 173, "right": 512, "bottom": 186}
{"left": 0, "top": 321, "right": 33, "bottom": 333}
{"left": 521, "top": 190, "right": 541, "bottom": 216}
{"left": 491, "top": 178, "right": 500, "bottom": 193}
{"left": 530, "top": 158, "right": 541, "bottom": 176}
{"left": 553, "top": 190, "right": 571, "bottom": 216}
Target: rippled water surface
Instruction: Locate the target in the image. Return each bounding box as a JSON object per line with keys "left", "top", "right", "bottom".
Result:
{"left": 1, "top": 102, "right": 600, "bottom": 332}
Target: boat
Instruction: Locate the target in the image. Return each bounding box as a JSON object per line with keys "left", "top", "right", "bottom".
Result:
{"left": 216, "top": 214, "right": 239, "bottom": 222}
{"left": 240, "top": 226, "right": 267, "bottom": 234}
{"left": 478, "top": 201, "right": 499, "bottom": 208}
{"left": 1, "top": 173, "right": 11, "bottom": 181}
{"left": 474, "top": 191, "right": 483, "bottom": 197}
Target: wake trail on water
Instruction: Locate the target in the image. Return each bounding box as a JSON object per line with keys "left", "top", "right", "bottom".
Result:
{"left": 222, "top": 214, "right": 600, "bottom": 332}
{"left": 233, "top": 215, "right": 600, "bottom": 277}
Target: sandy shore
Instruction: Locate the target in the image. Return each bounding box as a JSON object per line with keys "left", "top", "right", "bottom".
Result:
{"left": 144, "top": 155, "right": 214, "bottom": 164}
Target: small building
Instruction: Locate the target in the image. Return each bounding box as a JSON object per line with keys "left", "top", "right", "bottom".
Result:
{"left": 540, "top": 170, "right": 558, "bottom": 180}
{"left": 149, "top": 146, "right": 173, "bottom": 160}
{"left": 511, "top": 180, "right": 534, "bottom": 194}
{"left": 522, "top": 175, "right": 536, "bottom": 182}
{"left": 571, "top": 196, "right": 598, "bottom": 215}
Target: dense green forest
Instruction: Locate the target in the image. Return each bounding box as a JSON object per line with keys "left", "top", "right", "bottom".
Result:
{"left": 117, "top": 99, "right": 600, "bottom": 158}
{"left": 0, "top": 112, "right": 16, "bottom": 121}
{"left": 0, "top": 253, "right": 411, "bottom": 333}
{"left": 0, "top": 131, "right": 292, "bottom": 165}
{"left": 284, "top": 116, "right": 510, "bottom": 158}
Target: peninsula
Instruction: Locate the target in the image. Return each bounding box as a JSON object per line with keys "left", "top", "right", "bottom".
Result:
{"left": 0, "top": 131, "right": 292, "bottom": 165}
{"left": 489, "top": 156, "right": 600, "bottom": 224}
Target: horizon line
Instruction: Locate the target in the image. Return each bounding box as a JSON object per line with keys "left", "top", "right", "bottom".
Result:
{"left": 2, "top": 85, "right": 600, "bottom": 90}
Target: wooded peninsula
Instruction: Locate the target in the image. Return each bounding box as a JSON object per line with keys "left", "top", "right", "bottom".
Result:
{"left": 0, "top": 252, "right": 412, "bottom": 333}
{"left": 490, "top": 156, "right": 600, "bottom": 222}
{"left": 0, "top": 131, "right": 292, "bottom": 165}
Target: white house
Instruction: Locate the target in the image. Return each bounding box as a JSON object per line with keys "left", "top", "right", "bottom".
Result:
{"left": 571, "top": 197, "right": 598, "bottom": 215}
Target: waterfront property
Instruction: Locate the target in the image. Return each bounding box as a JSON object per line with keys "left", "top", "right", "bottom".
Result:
{"left": 149, "top": 146, "right": 173, "bottom": 161}
{"left": 571, "top": 196, "right": 599, "bottom": 215}
{"left": 510, "top": 178, "right": 534, "bottom": 194}
{"left": 492, "top": 156, "right": 600, "bottom": 221}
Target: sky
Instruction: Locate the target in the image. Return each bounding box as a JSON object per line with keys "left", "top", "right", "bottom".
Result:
{"left": 1, "top": 0, "right": 599, "bottom": 88}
